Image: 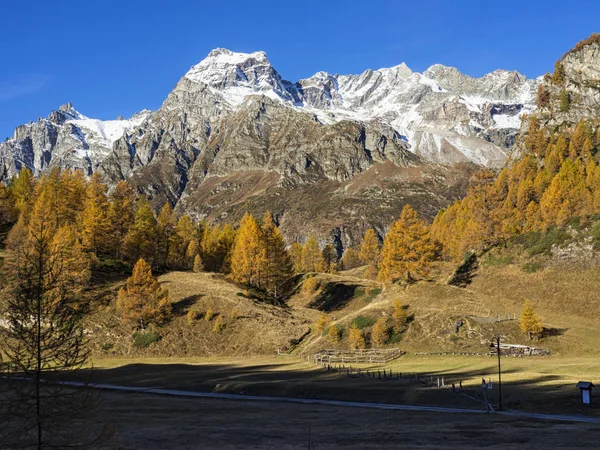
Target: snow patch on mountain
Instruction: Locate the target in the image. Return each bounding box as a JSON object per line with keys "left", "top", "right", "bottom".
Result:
{"left": 68, "top": 109, "right": 151, "bottom": 149}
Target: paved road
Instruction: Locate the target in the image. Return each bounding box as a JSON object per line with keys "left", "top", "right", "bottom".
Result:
{"left": 58, "top": 380, "right": 600, "bottom": 424}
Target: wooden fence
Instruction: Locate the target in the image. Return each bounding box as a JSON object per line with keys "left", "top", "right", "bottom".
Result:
{"left": 313, "top": 348, "right": 404, "bottom": 365}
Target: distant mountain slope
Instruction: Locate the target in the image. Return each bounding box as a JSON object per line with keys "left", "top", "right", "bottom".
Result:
{"left": 0, "top": 48, "right": 540, "bottom": 247}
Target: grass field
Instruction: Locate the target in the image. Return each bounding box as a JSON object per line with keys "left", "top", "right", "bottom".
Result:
{"left": 84, "top": 353, "right": 600, "bottom": 418}
{"left": 91, "top": 391, "right": 600, "bottom": 449}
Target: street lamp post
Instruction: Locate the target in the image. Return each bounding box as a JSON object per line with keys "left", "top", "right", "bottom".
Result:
{"left": 490, "top": 336, "right": 503, "bottom": 411}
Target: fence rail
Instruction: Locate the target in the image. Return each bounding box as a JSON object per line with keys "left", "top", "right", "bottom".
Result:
{"left": 313, "top": 348, "right": 404, "bottom": 364}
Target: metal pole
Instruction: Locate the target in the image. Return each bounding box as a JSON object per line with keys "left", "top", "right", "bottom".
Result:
{"left": 497, "top": 336, "right": 503, "bottom": 411}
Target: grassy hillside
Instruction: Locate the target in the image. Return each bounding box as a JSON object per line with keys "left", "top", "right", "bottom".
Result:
{"left": 79, "top": 230, "right": 600, "bottom": 361}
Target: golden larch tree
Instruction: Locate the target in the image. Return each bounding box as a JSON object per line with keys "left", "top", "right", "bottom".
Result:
{"left": 289, "top": 242, "right": 303, "bottom": 273}
{"left": 107, "top": 180, "right": 136, "bottom": 258}
{"left": 347, "top": 324, "right": 366, "bottom": 350}
{"left": 117, "top": 258, "right": 171, "bottom": 329}
{"left": 378, "top": 205, "right": 435, "bottom": 284}
{"left": 301, "top": 235, "right": 326, "bottom": 273}
{"left": 359, "top": 228, "right": 380, "bottom": 265}
{"left": 260, "top": 211, "right": 293, "bottom": 298}
{"left": 123, "top": 196, "right": 158, "bottom": 265}
{"left": 231, "top": 213, "right": 264, "bottom": 286}
{"left": 340, "top": 247, "right": 361, "bottom": 270}
{"left": 520, "top": 299, "right": 543, "bottom": 340}
{"left": 371, "top": 317, "right": 389, "bottom": 347}
{"left": 157, "top": 202, "right": 178, "bottom": 269}
{"left": 80, "top": 172, "right": 110, "bottom": 255}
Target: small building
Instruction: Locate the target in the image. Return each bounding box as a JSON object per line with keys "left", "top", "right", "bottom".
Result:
{"left": 576, "top": 381, "right": 594, "bottom": 406}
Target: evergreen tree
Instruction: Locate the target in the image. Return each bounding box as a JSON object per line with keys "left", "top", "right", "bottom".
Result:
{"left": 378, "top": 205, "right": 435, "bottom": 284}
{"left": 116, "top": 258, "right": 171, "bottom": 329}
{"left": 301, "top": 235, "right": 326, "bottom": 273}
{"left": 123, "top": 196, "right": 158, "bottom": 265}
{"left": 520, "top": 299, "right": 543, "bottom": 340}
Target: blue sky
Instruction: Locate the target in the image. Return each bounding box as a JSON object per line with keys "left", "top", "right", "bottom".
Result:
{"left": 1, "top": 0, "right": 598, "bottom": 139}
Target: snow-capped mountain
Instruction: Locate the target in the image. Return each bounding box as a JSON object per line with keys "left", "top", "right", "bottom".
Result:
{"left": 0, "top": 103, "right": 151, "bottom": 178}
{"left": 179, "top": 49, "right": 539, "bottom": 166}
{"left": 0, "top": 48, "right": 539, "bottom": 181}
{"left": 0, "top": 48, "right": 540, "bottom": 247}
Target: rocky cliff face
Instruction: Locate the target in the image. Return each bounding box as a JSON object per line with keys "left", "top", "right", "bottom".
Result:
{"left": 532, "top": 36, "right": 600, "bottom": 127}
{"left": 0, "top": 48, "right": 541, "bottom": 248}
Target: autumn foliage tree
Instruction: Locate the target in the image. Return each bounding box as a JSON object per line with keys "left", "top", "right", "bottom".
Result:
{"left": 520, "top": 299, "right": 543, "bottom": 340}
{"left": 347, "top": 324, "right": 366, "bottom": 350}
{"left": 124, "top": 196, "right": 158, "bottom": 265}
{"left": 80, "top": 172, "right": 110, "bottom": 255}
{"left": 231, "top": 213, "right": 263, "bottom": 286}
{"left": 107, "top": 180, "right": 136, "bottom": 258}
{"left": 0, "top": 188, "right": 95, "bottom": 449}
{"left": 260, "top": 212, "right": 294, "bottom": 298}
{"left": 378, "top": 205, "right": 435, "bottom": 284}
{"left": 371, "top": 317, "right": 389, "bottom": 346}
{"left": 117, "top": 258, "right": 171, "bottom": 329}
{"left": 301, "top": 235, "right": 326, "bottom": 273}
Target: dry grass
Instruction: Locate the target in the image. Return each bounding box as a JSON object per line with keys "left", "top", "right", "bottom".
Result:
{"left": 86, "top": 271, "right": 314, "bottom": 358}
{"left": 93, "top": 390, "right": 600, "bottom": 449}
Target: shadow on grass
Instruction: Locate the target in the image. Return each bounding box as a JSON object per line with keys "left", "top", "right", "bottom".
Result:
{"left": 542, "top": 327, "right": 568, "bottom": 338}
{"left": 171, "top": 294, "right": 204, "bottom": 316}
{"left": 309, "top": 283, "right": 360, "bottom": 312}
{"left": 43, "top": 359, "right": 598, "bottom": 417}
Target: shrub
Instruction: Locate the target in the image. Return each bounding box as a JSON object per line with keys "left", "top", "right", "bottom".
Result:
{"left": 513, "top": 228, "right": 570, "bottom": 256}
{"left": 363, "top": 287, "right": 382, "bottom": 303}
{"left": 371, "top": 317, "right": 389, "bottom": 346}
{"left": 212, "top": 315, "right": 226, "bottom": 333}
{"left": 230, "top": 308, "right": 239, "bottom": 321}
{"left": 591, "top": 221, "right": 600, "bottom": 249}
{"left": 351, "top": 315, "right": 377, "bottom": 329}
{"left": 327, "top": 325, "right": 342, "bottom": 343}
{"left": 187, "top": 309, "right": 201, "bottom": 323}
{"left": 522, "top": 261, "right": 543, "bottom": 273}
{"left": 205, "top": 308, "right": 214, "bottom": 321}
{"left": 347, "top": 325, "right": 366, "bottom": 350}
{"left": 315, "top": 312, "right": 332, "bottom": 334}
{"left": 132, "top": 330, "right": 161, "bottom": 348}
{"left": 303, "top": 276, "right": 320, "bottom": 294}
{"left": 391, "top": 299, "right": 408, "bottom": 332}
